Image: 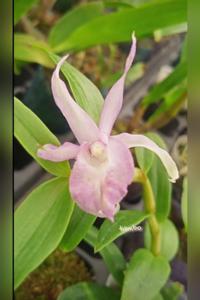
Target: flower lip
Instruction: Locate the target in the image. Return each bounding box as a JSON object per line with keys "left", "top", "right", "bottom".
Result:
{"left": 90, "top": 141, "right": 108, "bottom": 162}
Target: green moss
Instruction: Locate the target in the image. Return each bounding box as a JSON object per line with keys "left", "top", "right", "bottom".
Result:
{"left": 15, "top": 249, "right": 92, "bottom": 300}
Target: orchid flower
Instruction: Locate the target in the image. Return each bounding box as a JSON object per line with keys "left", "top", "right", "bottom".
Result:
{"left": 37, "top": 34, "right": 179, "bottom": 221}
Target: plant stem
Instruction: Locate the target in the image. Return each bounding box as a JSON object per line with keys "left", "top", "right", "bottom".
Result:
{"left": 133, "top": 168, "right": 161, "bottom": 256}
{"left": 21, "top": 16, "right": 46, "bottom": 41}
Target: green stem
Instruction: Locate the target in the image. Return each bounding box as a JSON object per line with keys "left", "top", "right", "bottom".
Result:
{"left": 134, "top": 168, "right": 161, "bottom": 256}
{"left": 21, "top": 16, "right": 46, "bottom": 41}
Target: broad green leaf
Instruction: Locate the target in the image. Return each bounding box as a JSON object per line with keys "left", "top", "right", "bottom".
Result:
{"left": 181, "top": 177, "right": 188, "bottom": 231}
{"left": 14, "top": 177, "right": 74, "bottom": 289}
{"left": 14, "top": 34, "right": 54, "bottom": 68}
{"left": 145, "top": 219, "right": 179, "bottom": 261}
{"left": 49, "top": 2, "right": 105, "bottom": 50}
{"left": 50, "top": 53, "right": 104, "bottom": 123}
{"left": 130, "top": 0, "right": 159, "bottom": 6}
{"left": 58, "top": 282, "right": 120, "bottom": 300}
{"left": 104, "top": 0, "right": 135, "bottom": 9}
{"left": 14, "top": 0, "right": 39, "bottom": 24}
{"left": 153, "top": 294, "right": 164, "bottom": 300}
{"left": 121, "top": 248, "right": 170, "bottom": 300}
{"left": 161, "top": 282, "right": 184, "bottom": 300}
{"left": 154, "top": 23, "right": 187, "bottom": 42}
{"left": 142, "top": 62, "right": 187, "bottom": 107}
{"left": 85, "top": 226, "right": 126, "bottom": 285}
{"left": 135, "top": 133, "right": 155, "bottom": 173}
{"left": 14, "top": 98, "right": 70, "bottom": 177}
{"left": 107, "top": 0, "right": 154, "bottom": 8}
{"left": 100, "top": 243, "right": 126, "bottom": 286}
{"left": 51, "top": 0, "right": 187, "bottom": 52}
{"left": 147, "top": 133, "right": 172, "bottom": 221}
{"left": 95, "top": 210, "right": 148, "bottom": 251}
{"left": 60, "top": 205, "right": 96, "bottom": 252}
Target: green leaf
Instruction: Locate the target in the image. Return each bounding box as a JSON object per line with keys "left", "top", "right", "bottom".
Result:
{"left": 14, "top": 177, "right": 74, "bottom": 289}
{"left": 104, "top": 0, "right": 135, "bottom": 9}
{"left": 143, "top": 60, "right": 187, "bottom": 125}
{"left": 145, "top": 219, "right": 179, "bottom": 261}
{"left": 51, "top": 0, "right": 187, "bottom": 52}
{"left": 121, "top": 248, "right": 170, "bottom": 300}
{"left": 100, "top": 243, "right": 126, "bottom": 285}
{"left": 14, "top": 97, "right": 70, "bottom": 177}
{"left": 49, "top": 2, "right": 105, "bottom": 50}
{"left": 153, "top": 294, "right": 164, "bottom": 300}
{"left": 154, "top": 23, "right": 187, "bottom": 42}
{"left": 58, "top": 282, "right": 120, "bottom": 300}
{"left": 130, "top": 0, "right": 158, "bottom": 7}
{"left": 135, "top": 133, "right": 155, "bottom": 173}
{"left": 95, "top": 210, "right": 148, "bottom": 252}
{"left": 142, "top": 62, "right": 187, "bottom": 107}
{"left": 181, "top": 177, "right": 188, "bottom": 231}
{"left": 148, "top": 80, "right": 187, "bottom": 123}
{"left": 14, "top": 34, "right": 54, "bottom": 68}
{"left": 14, "top": 0, "right": 39, "bottom": 24}
{"left": 60, "top": 205, "right": 96, "bottom": 252}
{"left": 85, "top": 226, "right": 126, "bottom": 285}
{"left": 49, "top": 53, "right": 104, "bottom": 123}
{"left": 161, "top": 282, "right": 184, "bottom": 300}
{"left": 147, "top": 133, "right": 172, "bottom": 221}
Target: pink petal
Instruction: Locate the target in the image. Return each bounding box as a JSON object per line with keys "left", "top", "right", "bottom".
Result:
{"left": 113, "top": 133, "right": 179, "bottom": 182}
{"left": 52, "top": 55, "right": 100, "bottom": 144}
{"left": 69, "top": 138, "right": 134, "bottom": 220}
{"left": 37, "top": 142, "right": 79, "bottom": 162}
{"left": 99, "top": 34, "right": 136, "bottom": 137}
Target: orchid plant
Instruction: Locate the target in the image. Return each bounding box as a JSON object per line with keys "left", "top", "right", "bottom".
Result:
{"left": 14, "top": 34, "right": 185, "bottom": 300}
{"left": 37, "top": 34, "right": 178, "bottom": 221}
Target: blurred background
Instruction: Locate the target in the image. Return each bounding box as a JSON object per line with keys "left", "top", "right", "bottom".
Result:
{"left": 12, "top": 0, "right": 189, "bottom": 299}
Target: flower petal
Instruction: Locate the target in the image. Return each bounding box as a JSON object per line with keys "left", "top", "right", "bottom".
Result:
{"left": 52, "top": 55, "right": 100, "bottom": 144}
{"left": 113, "top": 133, "right": 179, "bottom": 182}
{"left": 69, "top": 138, "right": 134, "bottom": 220}
{"left": 99, "top": 34, "right": 136, "bottom": 136}
{"left": 37, "top": 142, "right": 79, "bottom": 162}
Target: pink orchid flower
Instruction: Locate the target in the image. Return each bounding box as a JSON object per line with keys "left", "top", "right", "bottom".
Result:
{"left": 37, "top": 35, "right": 179, "bottom": 221}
